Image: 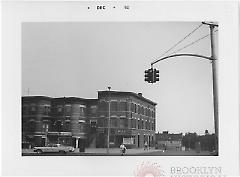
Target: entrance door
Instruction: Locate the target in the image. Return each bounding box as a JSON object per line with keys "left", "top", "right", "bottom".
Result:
{"left": 79, "top": 139, "right": 85, "bottom": 152}
{"left": 138, "top": 135, "right": 140, "bottom": 148}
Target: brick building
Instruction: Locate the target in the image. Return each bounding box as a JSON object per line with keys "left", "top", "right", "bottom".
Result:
{"left": 22, "top": 91, "right": 157, "bottom": 148}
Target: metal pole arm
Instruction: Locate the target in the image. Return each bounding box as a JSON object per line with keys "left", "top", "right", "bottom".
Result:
{"left": 151, "top": 53, "right": 216, "bottom": 67}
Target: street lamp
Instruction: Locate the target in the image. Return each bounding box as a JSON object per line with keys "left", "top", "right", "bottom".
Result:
{"left": 107, "top": 86, "right": 111, "bottom": 154}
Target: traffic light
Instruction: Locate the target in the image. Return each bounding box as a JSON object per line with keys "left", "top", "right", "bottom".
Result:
{"left": 144, "top": 68, "right": 153, "bottom": 83}
{"left": 153, "top": 69, "right": 159, "bottom": 83}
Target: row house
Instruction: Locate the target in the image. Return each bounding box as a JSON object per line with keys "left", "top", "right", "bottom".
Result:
{"left": 22, "top": 91, "right": 157, "bottom": 148}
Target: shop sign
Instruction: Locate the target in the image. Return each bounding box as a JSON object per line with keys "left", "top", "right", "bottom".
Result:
{"left": 123, "top": 137, "right": 134, "bottom": 145}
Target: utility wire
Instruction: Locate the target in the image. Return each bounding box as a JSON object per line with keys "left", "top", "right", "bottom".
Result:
{"left": 152, "top": 23, "right": 203, "bottom": 64}
{"left": 168, "top": 29, "right": 218, "bottom": 56}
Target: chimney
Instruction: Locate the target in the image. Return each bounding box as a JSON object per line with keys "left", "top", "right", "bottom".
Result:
{"left": 138, "top": 93, "right": 142, "bottom": 97}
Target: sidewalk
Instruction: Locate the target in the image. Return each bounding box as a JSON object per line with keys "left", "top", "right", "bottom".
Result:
{"left": 22, "top": 148, "right": 212, "bottom": 156}
{"left": 22, "top": 147, "right": 162, "bottom": 155}
{"left": 74, "top": 147, "right": 162, "bottom": 155}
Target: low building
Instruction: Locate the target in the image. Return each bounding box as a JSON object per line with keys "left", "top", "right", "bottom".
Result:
{"left": 155, "top": 131, "right": 183, "bottom": 150}
{"left": 22, "top": 91, "right": 157, "bottom": 149}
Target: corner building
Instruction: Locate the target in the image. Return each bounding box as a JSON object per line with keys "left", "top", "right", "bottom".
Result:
{"left": 95, "top": 91, "right": 156, "bottom": 148}
{"left": 22, "top": 91, "right": 157, "bottom": 148}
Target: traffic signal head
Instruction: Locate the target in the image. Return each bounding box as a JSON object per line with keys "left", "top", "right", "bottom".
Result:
{"left": 144, "top": 68, "right": 153, "bottom": 83}
{"left": 153, "top": 69, "right": 159, "bottom": 83}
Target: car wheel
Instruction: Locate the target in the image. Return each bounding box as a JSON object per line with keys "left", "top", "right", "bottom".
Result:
{"left": 36, "top": 149, "right": 42, "bottom": 154}
{"left": 59, "top": 150, "right": 66, "bottom": 154}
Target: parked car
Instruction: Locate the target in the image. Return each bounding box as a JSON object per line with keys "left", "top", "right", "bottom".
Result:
{"left": 33, "top": 144, "right": 75, "bottom": 154}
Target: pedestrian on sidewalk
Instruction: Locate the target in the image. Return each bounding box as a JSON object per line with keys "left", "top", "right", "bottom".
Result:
{"left": 144, "top": 141, "right": 148, "bottom": 150}
{"left": 120, "top": 143, "right": 126, "bottom": 156}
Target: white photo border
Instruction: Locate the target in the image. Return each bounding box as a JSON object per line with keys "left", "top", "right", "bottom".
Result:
{"left": 1, "top": 1, "right": 239, "bottom": 176}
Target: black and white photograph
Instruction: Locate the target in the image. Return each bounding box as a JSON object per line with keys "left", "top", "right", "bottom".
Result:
{"left": 22, "top": 22, "right": 219, "bottom": 156}
{"left": 1, "top": 1, "right": 239, "bottom": 176}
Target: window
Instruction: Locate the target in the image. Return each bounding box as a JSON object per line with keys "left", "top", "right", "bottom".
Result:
{"left": 110, "top": 101, "right": 117, "bottom": 112}
{"left": 138, "top": 105, "right": 140, "bottom": 114}
{"left": 134, "top": 104, "right": 137, "bottom": 113}
{"left": 145, "top": 121, "right": 149, "bottom": 130}
{"left": 30, "top": 105, "right": 36, "bottom": 114}
{"left": 57, "top": 106, "right": 63, "bottom": 113}
{"left": 119, "top": 118, "right": 128, "bottom": 128}
{"left": 80, "top": 107, "right": 85, "bottom": 116}
{"left": 44, "top": 106, "right": 51, "bottom": 115}
{"left": 99, "top": 101, "right": 107, "bottom": 111}
{"left": 147, "top": 109, "right": 150, "bottom": 117}
{"left": 141, "top": 106, "right": 144, "bottom": 115}
{"left": 90, "top": 105, "right": 97, "bottom": 114}
{"left": 142, "top": 120, "right": 144, "bottom": 129}
{"left": 131, "top": 103, "right": 134, "bottom": 112}
{"left": 98, "top": 119, "right": 103, "bottom": 127}
{"left": 98, "top": 118, "right": 107, "bottom": 127}
{"left": 31, "top": 106, "right": 36, "bottom": 112}
{"left": 65, "top": 122, "right": 71, "bottom": 131}
{"left": 110, "top": 118, "right": 118, "bottom": 127}
{"left": 131, "top": 119, "right": 136, "bottom": 128}
{"left": 42, "top": 123, "right": 49, "bottom": 131}
{"left": 54, "top": 121, "right": 63, "bottom": 132}
{"left": 119, "top": 102, "right": 127, "bottom": 111}
{"left": 65, "top": 105, "right": 71, "bottom": 116}
{"left": 79, "top": 123, "right": 85, "bottom": 132}
{"left": 22, "top": 105, "right": 29, "bottom": 115}
{"left": 28, "top": 120, "right": 35, "bottom": 132}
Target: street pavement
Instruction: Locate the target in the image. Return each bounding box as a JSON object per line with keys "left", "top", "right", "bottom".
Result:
{"left": 22, "top": 148, "right": 213, "bottom": 156}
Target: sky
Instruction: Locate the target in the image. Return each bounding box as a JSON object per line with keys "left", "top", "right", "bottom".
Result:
{"left": 22, "top": 22, "right": 218, "bottom": 135}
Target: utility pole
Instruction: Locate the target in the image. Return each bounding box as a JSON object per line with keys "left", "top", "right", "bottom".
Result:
{"left": 107, "top": 87, "right": 111, "bottom": 154}
{"left": 202, "top": 22, "right": 218, "bottom": 154}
